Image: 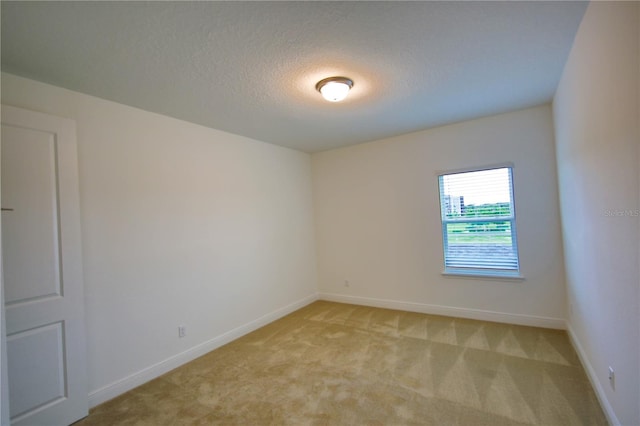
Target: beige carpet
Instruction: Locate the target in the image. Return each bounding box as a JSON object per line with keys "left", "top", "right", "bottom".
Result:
{"left": 77, "top": 301, "right": 607, "bottom": 425}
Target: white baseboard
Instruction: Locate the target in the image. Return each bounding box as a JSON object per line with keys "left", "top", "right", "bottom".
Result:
{"left": 565, "top": 322, "right": 620, "bottom": 426}
{"left": 318, "top": 292, "right": 566, "bottom": 329}
{"left": 88, "top": 293, "right": 319, "bottom": 408}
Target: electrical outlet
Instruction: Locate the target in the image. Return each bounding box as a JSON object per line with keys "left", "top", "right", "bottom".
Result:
{"left": 178, "top": 326, "right": 186, "bottom": 338}
{"left": 608, "top": 366, "right": 615, "bottom": 390}
{"left": 344, "top": 280, "right": 350, "bottom": 287}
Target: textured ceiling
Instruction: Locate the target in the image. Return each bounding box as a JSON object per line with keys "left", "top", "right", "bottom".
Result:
{"left": 1, "top": 1, "right": 587, "bottom": 153}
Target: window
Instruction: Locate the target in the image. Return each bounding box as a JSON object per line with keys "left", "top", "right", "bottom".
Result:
{"left": 438, "top": 166, "right": 520, "bottom": 277}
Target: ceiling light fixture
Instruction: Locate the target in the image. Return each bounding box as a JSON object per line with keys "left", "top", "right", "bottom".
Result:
{"left": 316, "top": 77, "right": 354, "bottom": 102}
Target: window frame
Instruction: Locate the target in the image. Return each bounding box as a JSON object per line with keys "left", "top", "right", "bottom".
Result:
{"left": 437, "top": 164, "right": 523, "bottom": 279}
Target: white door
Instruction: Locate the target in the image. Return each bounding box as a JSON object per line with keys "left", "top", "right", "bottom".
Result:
{"left": 1, "top": 105, "right": 88, "bottom": 426}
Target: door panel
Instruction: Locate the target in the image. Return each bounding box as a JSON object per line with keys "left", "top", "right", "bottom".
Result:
{"left": 7, "top": 322, "right": 66, "bottom": 418}
{"left": 2, "top": 125, "right": 61, "bottom": 304}
{"left": 2, "top": 105, "right": 88, "bottom": 426}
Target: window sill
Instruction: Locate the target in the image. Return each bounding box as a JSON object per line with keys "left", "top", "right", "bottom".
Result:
{"left": 441, "top": 270, "right": 525, "bottom": 281}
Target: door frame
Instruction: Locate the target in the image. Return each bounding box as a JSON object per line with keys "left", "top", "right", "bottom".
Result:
{"left": 1, "top": 102, "right": 10, "bottom": 426}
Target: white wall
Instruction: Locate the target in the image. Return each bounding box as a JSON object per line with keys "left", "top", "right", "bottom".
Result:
{"left": 0, "top": 73, "right": 318, "bottom": 404}
{"left": 312, "top": 104, "right": 566, "bottom": 327}
{"left": 552, "top": 2, "right": 639, "bottom": 425}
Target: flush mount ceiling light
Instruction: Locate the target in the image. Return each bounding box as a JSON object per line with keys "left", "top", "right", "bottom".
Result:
{"left": 316, "top": 77, "right": 354, "bottom": 102}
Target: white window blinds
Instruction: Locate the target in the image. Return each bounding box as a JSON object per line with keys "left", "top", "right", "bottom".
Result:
{"left": 438, "top": 167, "right": 520, "bottom": 275}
